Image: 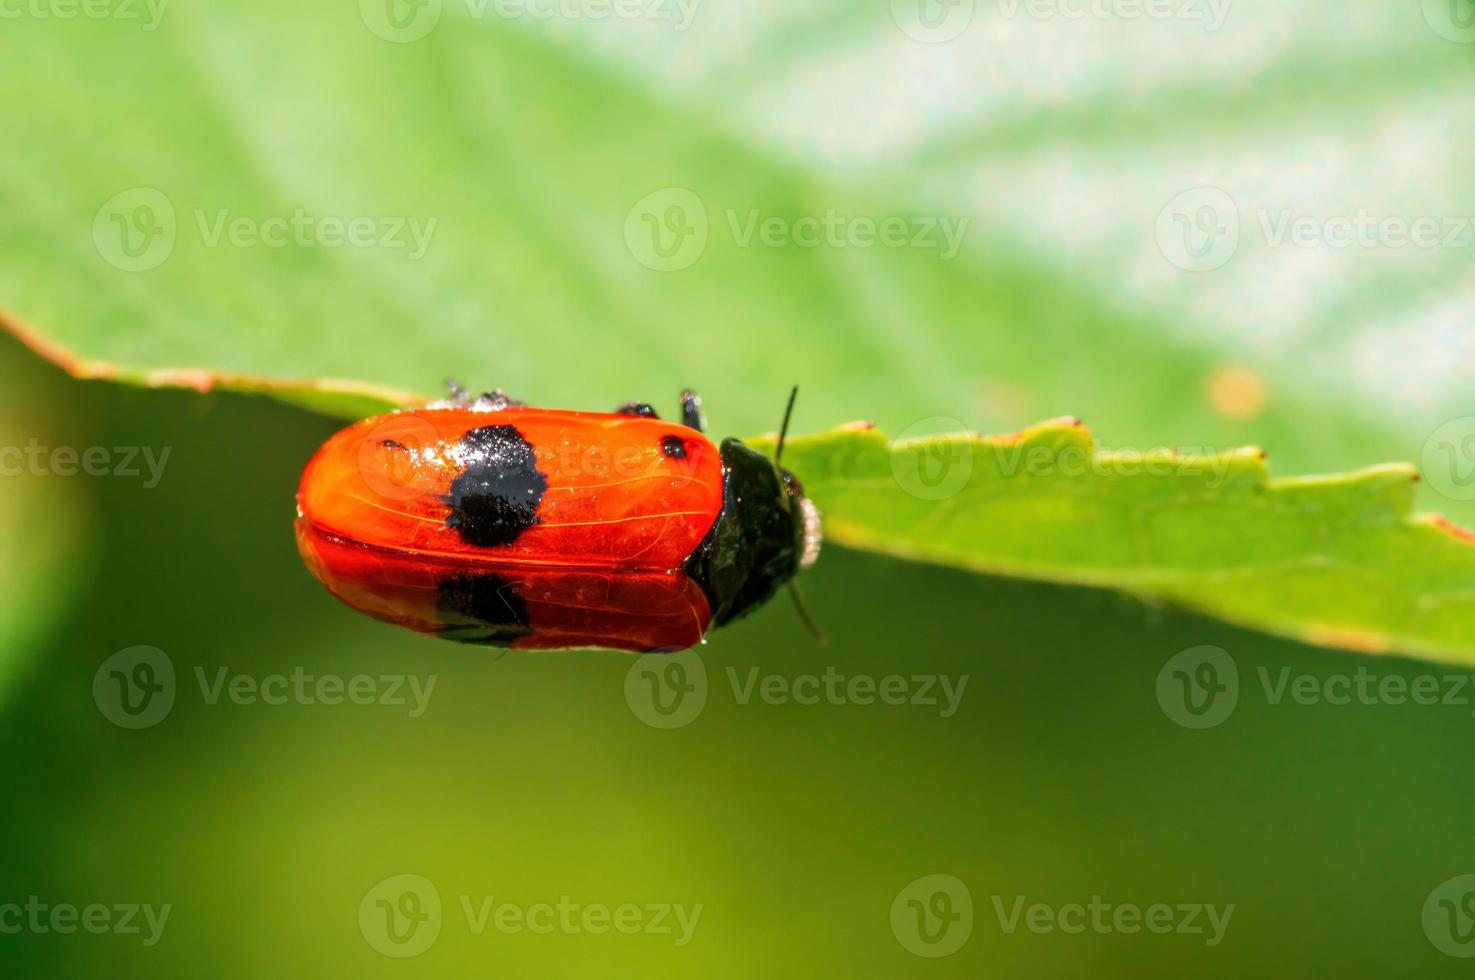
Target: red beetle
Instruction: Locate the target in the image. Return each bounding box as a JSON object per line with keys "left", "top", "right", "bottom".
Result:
{"left": 295, "top": 387, "right": 822, "bottom": 653}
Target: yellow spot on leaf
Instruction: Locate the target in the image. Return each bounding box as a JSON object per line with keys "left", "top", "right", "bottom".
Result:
{"left": 1207, "top": 366, "right": 1269, "bottom": 420}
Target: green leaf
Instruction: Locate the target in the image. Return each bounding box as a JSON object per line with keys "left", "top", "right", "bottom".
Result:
{"left": 758, "top": 420, "right": 1475, "bottom": 665}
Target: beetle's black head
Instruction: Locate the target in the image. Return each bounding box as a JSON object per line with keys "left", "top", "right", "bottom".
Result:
{"left": 684, "top": 438, "right": 822, "bottom": 627}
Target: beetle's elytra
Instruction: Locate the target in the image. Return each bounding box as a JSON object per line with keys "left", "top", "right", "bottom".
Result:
{"left": 295, "top": 388, "right": 821, "bottom": 653}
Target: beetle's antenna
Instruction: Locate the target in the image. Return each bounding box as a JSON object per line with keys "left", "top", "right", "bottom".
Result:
{"left": 788, "top": 582, "right": 826, "bottom": 645}
{"left": 775, "top": 386, "right": 799, "bottom": 466}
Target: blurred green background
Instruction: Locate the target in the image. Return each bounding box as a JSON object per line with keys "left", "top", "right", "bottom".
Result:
{"left": 5, "top": 1, "right": 1475, "bottom": 977}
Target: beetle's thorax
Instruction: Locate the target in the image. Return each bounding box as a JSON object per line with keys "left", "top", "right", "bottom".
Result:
{"left": 683, "top": 438, "right": 820, "bottom": 626}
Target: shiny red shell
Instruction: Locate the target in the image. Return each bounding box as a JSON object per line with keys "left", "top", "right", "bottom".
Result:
{"left": 295, "top": 408, "right": 726, "bottom": 652}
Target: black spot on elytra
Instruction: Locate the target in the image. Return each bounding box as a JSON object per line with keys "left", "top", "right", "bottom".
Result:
{"left": 444, "top": 425, "right": 548, "bottom": 547}
{"left": 436, "top": 573, "right": 532, "bottom": 647}
{"left": 661, "top": 435, "right": 688, "bottom": 460}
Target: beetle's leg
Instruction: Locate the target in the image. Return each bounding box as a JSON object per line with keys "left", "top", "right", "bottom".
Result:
{"left": 679, "top": 389, "right": 706, "bottom": 432}
{"left": 471, "top": 389, "right": 524, "bottom": 412}
{"left": 614, "top": 402, "right": 660, "bottom": 419}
